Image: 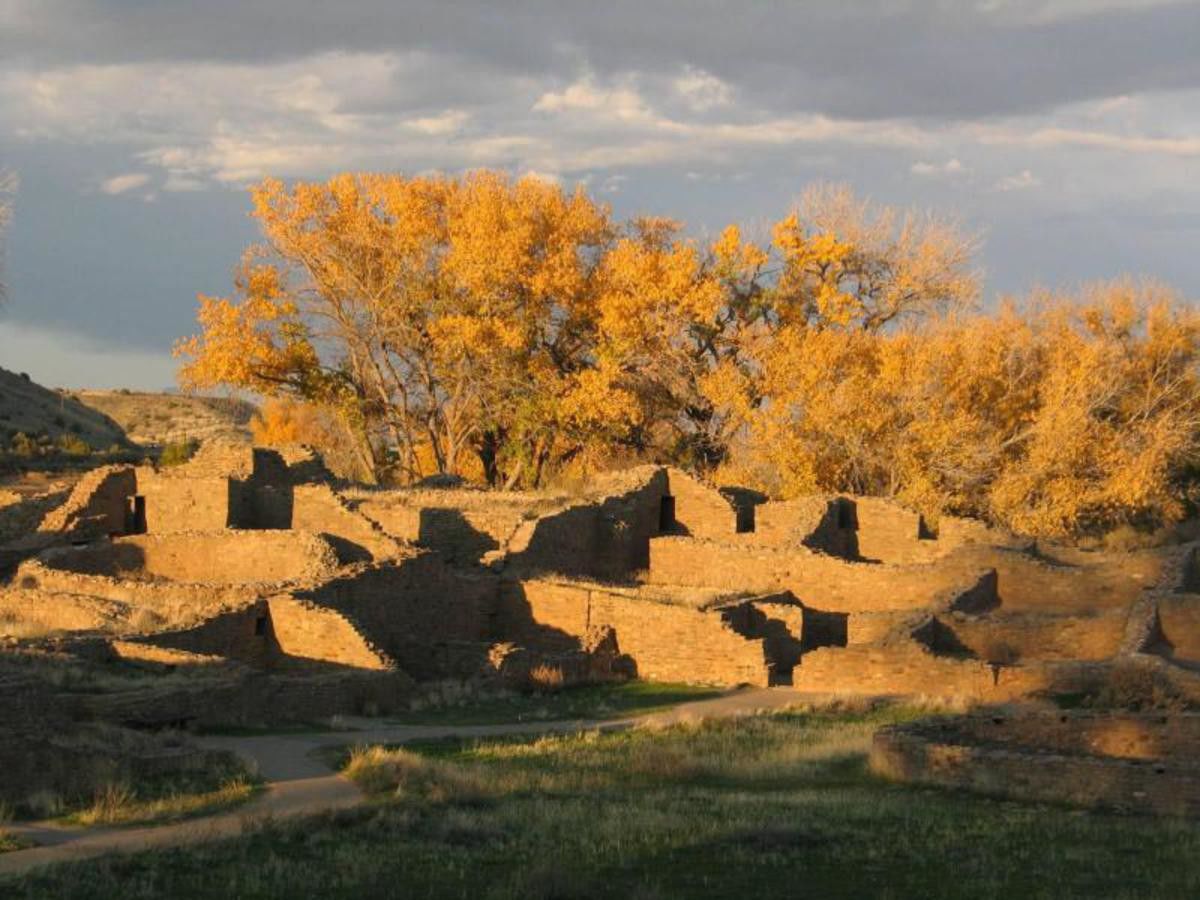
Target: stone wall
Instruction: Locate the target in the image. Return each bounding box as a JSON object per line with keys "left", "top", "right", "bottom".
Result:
{"left": 302, "top": 555, "right": 497, "bottom": 680}
{"left": 145, "top": 594, "right": 395, "bottom": 671}
{"left": 11, "top": 558, "right": 261, "bottom": 625}
{"left": 1157, "top": 594, "right": 1200, "bottom": 662}
{"left": 137, "top": 468, "right": 237, "bottom": 533}
{"left": 792, "top": 639, "right": 1063, "bottom": 700}
{"left": 77, "top": 668, "right": 415, "bottom": 728}
{"left": 267, "top": 595, "right": 395, "bottom": 670}
{"left": 941, "top": 609, "right": 1128, "bottom": 662}
{"left": 664, "top": 468, "right": 738, "bottom": 541}
{"left": 37, "top": 466, "right": 137, "bottom": 538}
{"left": 35, "top": 531, "right": 339, "bottom": 585}
{"left": 497, "top": 578, "right": 772, "bottom": 686}
{"left": 290, "top": 484, "right": 401, "bottom": 562}
{"left": 646, "top": 536, "right": 993, "bottom": 613}
{"left": 871, "top": 712, "right": 1200, "bottom": 816}
{"left": 507, "top": 468, "right": 668, "bottom": 580}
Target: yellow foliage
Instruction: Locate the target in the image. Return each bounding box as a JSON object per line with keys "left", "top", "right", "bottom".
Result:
{"left": 180, "top": 171, "right": 1200, "bottom": 536}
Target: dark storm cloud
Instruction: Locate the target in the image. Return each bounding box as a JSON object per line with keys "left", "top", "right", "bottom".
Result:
{"left": 4, "top": 1, "right": 1200, "bottom": 121}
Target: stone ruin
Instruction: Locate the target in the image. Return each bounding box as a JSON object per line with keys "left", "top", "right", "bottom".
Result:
{"left": 3, "top": 441, "right": 1200, "bottom": 736}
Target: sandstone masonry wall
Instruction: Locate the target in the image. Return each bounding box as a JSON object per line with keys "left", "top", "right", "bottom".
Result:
{"left": 497, "top": 578, "right": 772, "bottom": 686}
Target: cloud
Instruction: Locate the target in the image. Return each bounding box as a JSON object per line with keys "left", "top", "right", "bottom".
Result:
{"left": 404, "top": 109, "right": 468, "bottom": 136}
{"left": 995, "top": 169, "right": 1041, "bottom": 191}
{"left": 977, "top": 124, "right": 1200, "bottom": 156}
{"left": 911, "top": 158, "right": 968, "bottom": 177}
{"left": 533, "top": 78, "right": 651, "bottom": 122}
{"left": 673, "top": 66, "right": 733, "bottom": 111}
{"left": 98, "top": 172, "right": 150, "bottom": 194}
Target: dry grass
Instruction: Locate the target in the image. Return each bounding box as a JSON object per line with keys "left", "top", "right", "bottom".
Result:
{"left": 62, "top": 777, "right": 258, "bottom": 828}
{"left": 344, "top": 746, "right": 487, "bottom": 804}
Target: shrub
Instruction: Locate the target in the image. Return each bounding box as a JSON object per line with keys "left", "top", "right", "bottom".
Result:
{"left": 159, "top": 438, "right": 199, "bottom": 467}
{"left": 10, "top": 432, "right": 38, "bottom": 457}
{"left": 55, "top": 434, "right": 90, "bottom": 456}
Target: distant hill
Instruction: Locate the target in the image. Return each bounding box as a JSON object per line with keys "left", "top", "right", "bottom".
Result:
{"left": 0, "top": 367, "right": 129, "bottom": 450}
{"left": 73, "top": 389, "right": 257, "bottom": 447}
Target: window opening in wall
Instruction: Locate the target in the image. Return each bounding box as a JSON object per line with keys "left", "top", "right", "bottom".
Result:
{"left": 736, "top": 504, "right": 756, "bottom": 534}
{"left": 130, "top": 495, "right": 147, "bottom": 534}
{"left": 658, "top": 495, "right": 676, "bottom": 533}
{"left": 254, "top": 615, "right": 269, "bottom": 636}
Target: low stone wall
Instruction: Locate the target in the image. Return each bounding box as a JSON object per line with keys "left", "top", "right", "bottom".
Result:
{"left": 36, "top": 530, "right": 340, "bottom": 585}
{"left": 498, "top": 578, "right": 772, "bottom": 686}
{"left": 792, "top": 640, "right": 1065, "bottom": 701}
{"left": 646, "top": 537, "right": 992, "bottom": 613}
{"left": 0, "top": 588, "right": 132, "bottom": 634}
{"left": 10, "top": 559, "right": 266, "bottom": 626}
{"left": 77, "top": 668, "right": 415, "bottom": 728}
{"left": 942, "top": 609, "right": 1128, "bottom": 662}
{"left": 871, "top": 712, "right": 1200, "bottom": 816}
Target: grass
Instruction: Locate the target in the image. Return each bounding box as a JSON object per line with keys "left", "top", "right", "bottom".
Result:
{"left": 389, "top": 680, "right": 724, "bottom": 726}
{"left": 6, "top": 699, "right": 1200, "bottom": 898}
{"left": 0, "top": 830, "right": 32, "bottom": 854}
{"left": 12, "top": 753, "right": 261, "bottom": 827}
{"left": 57, "top": 776, "right": 260, "bottom": 828}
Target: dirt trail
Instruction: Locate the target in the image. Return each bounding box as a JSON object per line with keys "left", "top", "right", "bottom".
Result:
{"left": 0, "top": 686, "right": 811, "bottom": 878}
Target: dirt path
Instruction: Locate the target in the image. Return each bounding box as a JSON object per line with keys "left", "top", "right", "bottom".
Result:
{"left": 0, "top": 686, "right": 812, "bottom": 877}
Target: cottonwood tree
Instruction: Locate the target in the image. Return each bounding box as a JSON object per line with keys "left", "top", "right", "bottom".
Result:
{"left": 178, "top": 174, "right": 984, "bottom": 489}
{"left": 177, "top": 171, "right": 616, "bottom": 485}
{"left": 731, "top": 279, "right": 1200, "bottom": 537}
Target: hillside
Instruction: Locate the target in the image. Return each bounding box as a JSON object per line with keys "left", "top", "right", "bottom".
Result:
{"left": 0, "top": 367, "right": 128, "bottom": 450}
{"left": 73, "top": 389, "right": 257, "bottom": 447}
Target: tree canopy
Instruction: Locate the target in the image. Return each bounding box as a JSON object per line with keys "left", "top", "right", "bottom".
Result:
{"left": 178, "top": 170, "right": 1200, "bottom": 538}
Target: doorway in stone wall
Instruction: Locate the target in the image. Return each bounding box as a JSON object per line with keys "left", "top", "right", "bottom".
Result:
{"left": 127, "top": 496, "right": 147, "bottom": 534}
{"left": 658, "top": 495, "right": 676, "bottom": 533}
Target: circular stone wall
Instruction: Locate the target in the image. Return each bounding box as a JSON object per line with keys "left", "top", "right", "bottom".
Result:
{"left": 36, "top": 531, "right": 339, "bottom": 585}
{"left": 870, "top": 711, "right": 1200, "bottom": 816}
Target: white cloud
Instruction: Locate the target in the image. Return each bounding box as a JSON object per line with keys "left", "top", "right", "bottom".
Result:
{"left": 99, "top": 172, "right": 151, "bottom": 194}
{"left": 600, "top": 173, "right": 627, "bottom": 193}
{"left": 673, "top": 66, "right": 733, "bottom": 111}
{"left": 404, "top": 110, "right": 468, "bottom": 136}
{"left": 976, "top": 124, "right": 1200, "bottom": 157}
{"left": 911, "top": 157, "right": 968, "bottom": 177}
{"left": 995, "top": 169, "right": 1041, "bottom": 191}
{"left": 533, "top": 78, "right": 651, "bottom": 122}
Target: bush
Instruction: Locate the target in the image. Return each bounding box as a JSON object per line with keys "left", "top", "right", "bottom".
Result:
{"left": 159, "top": 438, "right": 200, "bottom": 467}
{"left": 9, "top": 432, "right": 38, "bottom": 457}
{"left": 55, "top": 434, "right": 90, "bottom": 456}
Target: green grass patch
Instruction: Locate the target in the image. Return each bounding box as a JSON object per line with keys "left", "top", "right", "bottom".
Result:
{"left": 6, "top": 700, "right": 1200, "bottom": 898}
{"left": 389, "top": 680, "right": 724, "bottom": 726}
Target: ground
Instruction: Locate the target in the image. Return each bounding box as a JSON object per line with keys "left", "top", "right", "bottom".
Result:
{"left": 3, "top": 697, "right": 1198, "bottom": 899}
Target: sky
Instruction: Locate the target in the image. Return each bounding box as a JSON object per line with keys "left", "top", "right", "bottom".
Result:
{"left": 0, "top": 0, "right": 1198, "bottom": 389}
